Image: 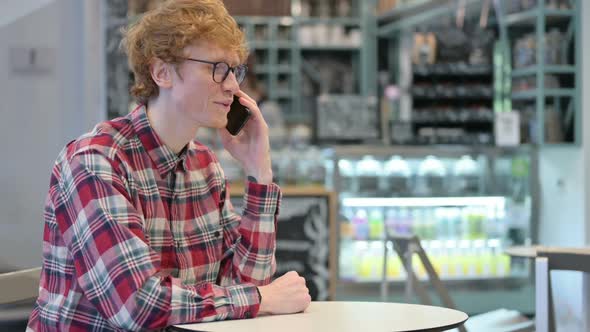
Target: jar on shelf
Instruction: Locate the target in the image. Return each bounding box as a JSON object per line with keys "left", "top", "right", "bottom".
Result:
{"left": 451, "top": 155, "right": 481, "bottom": 195}
{"left": 337, "top": 159, "right": 357, "bottom": 193}
{"left": 383, "top": 155, "right": 412, "bottom": 196}
{"left": 355, "top": 155, "right": 382, "bottom": 195}
{"left": 415, "top": 155, "right": 447, "bottom": 196}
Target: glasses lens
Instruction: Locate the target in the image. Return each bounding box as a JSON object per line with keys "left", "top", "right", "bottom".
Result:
{"left": 213, "top": 62, "right": 230, "bottom": 83}
{"left": 235, "top": 65, "right": 247, "bottom": 84}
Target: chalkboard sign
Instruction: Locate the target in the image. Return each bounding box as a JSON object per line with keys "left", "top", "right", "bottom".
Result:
{"left": 231, "top": 187, "right": 336, "bottom": 300}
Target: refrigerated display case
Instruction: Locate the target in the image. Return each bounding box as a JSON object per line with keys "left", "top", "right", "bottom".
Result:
{"left": 324, "top": 145, "right": 536, "bottom": 314}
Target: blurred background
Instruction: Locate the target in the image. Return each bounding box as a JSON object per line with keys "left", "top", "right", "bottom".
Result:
{"left": 1, "top": 0, "right": 590, "bottom": 330}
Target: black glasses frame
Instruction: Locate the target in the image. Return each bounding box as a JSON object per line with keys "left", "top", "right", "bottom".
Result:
{"left": 182, "top": 57, "right": 247, "bottom": 84}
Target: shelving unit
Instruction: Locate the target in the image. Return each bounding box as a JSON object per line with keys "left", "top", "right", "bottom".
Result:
{"left": 103, "top": 0, "right": 377, "bottom": 131}
{"left": 104, "top": 0, "right": 130, "bottom": 120}
{"left": 496, "top": 0, "right": 581, "bottom": 145}
{"left": 512, "top": 88, "right": 575, "bottom": 100}
{"left": 231, "top": 1, "right": 376, "bottom": 126}
{"left": 511, "top": 64, "right": 575, "bottom": 77}
{"left": 235, "top": 16, "right": 302, "bottom": 122}
{"left": 378, "top": 1, "right": 497, "bottom": 146}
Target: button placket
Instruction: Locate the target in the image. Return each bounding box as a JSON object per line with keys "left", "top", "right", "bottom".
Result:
{"left": 171, "top": 191, "right": 180, "bottom": 249}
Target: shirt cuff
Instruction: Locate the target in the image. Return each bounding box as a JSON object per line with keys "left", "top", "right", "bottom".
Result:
{"left": 243, "top": 182, "right": 281, "bottom": 216}
{"left": 226, "top": 283, "right": 261, "bottom": 319}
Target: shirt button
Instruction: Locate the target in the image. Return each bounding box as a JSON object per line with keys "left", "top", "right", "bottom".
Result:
{"left": 244, "top": 311, "right": 252, "bottom": 319}
{"left": 214, "top": 231, "right": 221, "bottom": 238}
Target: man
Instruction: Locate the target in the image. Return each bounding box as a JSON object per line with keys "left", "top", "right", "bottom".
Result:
{"left": 27, "top": 1, "right": 310, "bottom": 331}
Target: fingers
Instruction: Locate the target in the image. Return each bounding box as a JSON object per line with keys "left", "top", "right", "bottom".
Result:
{"left": 263, "top": 271, "right": 312, "bottom": 315}
{"left": 234, "top": 91, "right": 257, "bottom": 111}
{"left": 234, "top": 91, "right": 266, "bottom": 126}
{"left": 235, "top": 90, "right": 256, "bottom": 105}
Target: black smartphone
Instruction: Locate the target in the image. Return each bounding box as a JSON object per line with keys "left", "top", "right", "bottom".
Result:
{"left": 226, "top": 95, "right": 251, "bottom": 136}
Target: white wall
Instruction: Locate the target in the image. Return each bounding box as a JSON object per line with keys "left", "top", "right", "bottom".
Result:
{"left": 538, "top": 148, "right": 586, "bottom": 330}
{"left": 582, "top": 0, "right": 590, "bottom": 330}
{"left": 537, "top": 0, "right": 590, "bottom": 330}
{"left": 0, "top": 0, "right": 56, "bottom": 27}
{"left": 0, "top": 0, "right": 103, "bottom": 270}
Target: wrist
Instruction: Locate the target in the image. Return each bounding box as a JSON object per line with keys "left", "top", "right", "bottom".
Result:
{"left": 257, "top": 286, "right": 270, "bottom": 314}
{"left": 255, "top": 286, "right": 262, "bottom": 303}
{"left": 245, "top": 169, "right": 273, "bottom": 185}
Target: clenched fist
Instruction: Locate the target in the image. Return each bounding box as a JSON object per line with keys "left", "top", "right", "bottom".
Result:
{"left": 257, "top": 271, "right": 312, "bottom": 315}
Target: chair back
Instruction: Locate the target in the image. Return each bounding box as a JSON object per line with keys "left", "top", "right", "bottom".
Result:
{"left": 0, "top": 267, "right": 41, "bottom": 304}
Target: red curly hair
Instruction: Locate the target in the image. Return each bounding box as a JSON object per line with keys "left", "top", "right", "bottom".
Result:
{"left": 121, "top": 0, "right": 248, "bottom": 104}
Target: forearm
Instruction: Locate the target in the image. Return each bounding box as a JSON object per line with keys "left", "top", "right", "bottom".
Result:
{"left": 165, "top": 279, "right": 261, "bottom": 325}
{"left": 220, "top": 181, "right": 281, "bottom": 284}
{"left": 86, "top": 274, "right": 260, "bottom": 330}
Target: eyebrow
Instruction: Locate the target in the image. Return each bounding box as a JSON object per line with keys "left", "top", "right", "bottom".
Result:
{"left": 198, "top": 57, "right": 240, "bottom": 67}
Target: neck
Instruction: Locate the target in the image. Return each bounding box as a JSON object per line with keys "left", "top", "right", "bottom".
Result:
{"left": 145, "top": 96, "right": 199, "bottom": 154}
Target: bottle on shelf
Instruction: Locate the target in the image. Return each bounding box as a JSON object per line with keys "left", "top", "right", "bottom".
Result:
{"left": 472, "top": 240, "right": 486, "bottom": 276}
{"left": 340, "top": 207, "right": 355, "bottom": 241}
{"left": 411, "top": 208, "right": 424, "bottom": 239}
{"left": 435, "top": 208, "right": 450, "bottom": 240}
{"left": 447, "top": 207, "right": 463, "bottom": 239}
{"left": 493, "top": 245, "right": 511, "bottom": 277}
{"left": 368, "top": 208, "right": 385, "bottom": 240}
{"left": 384, "top": 208, "right": 398, "bottom": 237}
{"left": 368, "top": 241, "right": 385, "bottom": 280}
{"left": 398, "top": 207, "right": 413, "bottom": 236}
{"left": 385, "top": 241, "right": 404, "bottom": 279}
{"left": 354, "top": 241, "right": 371, "bottom": 279}
{"left": 480, "top": 246, "right": 494, "bottom": 277}
{"left": 423, "top": 207, "right": 436, "bottom": 240}
{"left": 339, "top": 239, "right": 356, "bottom": 280}
{"left": 351, "top": 208, "right": 369, "bottom": 241}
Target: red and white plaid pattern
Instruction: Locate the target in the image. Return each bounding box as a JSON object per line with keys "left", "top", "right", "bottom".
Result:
{"left": 27, "top": 105, "right": 280, "bottom": 331}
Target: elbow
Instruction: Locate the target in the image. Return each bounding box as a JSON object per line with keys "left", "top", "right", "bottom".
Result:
{"left": 108, "top": 307, "right": 170, "bottom": 332}
{"left": 104, "top": 279, "right": 172, "bottom": 331}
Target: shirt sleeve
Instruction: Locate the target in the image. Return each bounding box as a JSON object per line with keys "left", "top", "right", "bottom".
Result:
{"left": 216, "top": 176, "right": 281, "bottom": 292}
{"left": 53, "top": 150, "right": 259, "bottom": 331}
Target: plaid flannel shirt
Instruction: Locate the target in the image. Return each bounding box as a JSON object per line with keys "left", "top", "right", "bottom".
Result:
{"left": 27, "top": 105, "right": 280, "bottom": 331}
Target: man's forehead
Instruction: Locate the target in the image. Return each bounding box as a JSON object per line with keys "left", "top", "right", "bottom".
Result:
{"left": 185, "top": 42, "right": 240, "bottom": 64}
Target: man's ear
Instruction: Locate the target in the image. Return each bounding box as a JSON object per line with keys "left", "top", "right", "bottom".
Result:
{"left": 150, "top": 58, "right": 173, "bottom": 89}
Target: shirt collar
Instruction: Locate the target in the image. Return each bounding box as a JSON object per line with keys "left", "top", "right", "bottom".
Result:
{"left": 131, "top": 105, "right": 193, "bottom": 177}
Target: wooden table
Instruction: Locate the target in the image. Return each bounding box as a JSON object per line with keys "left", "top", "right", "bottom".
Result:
{"left": 171, "top": 301, "right": 468, "bottom": 332}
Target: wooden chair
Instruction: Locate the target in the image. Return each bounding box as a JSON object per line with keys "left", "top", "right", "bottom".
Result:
{"left": 0, "top": 267, "right": 41, "bottom": 327}
{"left": 535, "top": 247, "right": 590, "bottom": 332}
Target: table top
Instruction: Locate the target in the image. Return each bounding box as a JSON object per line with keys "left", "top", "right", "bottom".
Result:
{"left": 505, "top": 245, "right": 590, "bottom": 258}
{"left": 172, "top": 301, "right": 468, "bottom": 332}
{"left": 505, "top": 245, "right": 543, "bottom": 258}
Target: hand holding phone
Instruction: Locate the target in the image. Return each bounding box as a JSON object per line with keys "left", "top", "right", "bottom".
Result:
{"left": 226, "top": 95, "right": 251, "bottom": 136}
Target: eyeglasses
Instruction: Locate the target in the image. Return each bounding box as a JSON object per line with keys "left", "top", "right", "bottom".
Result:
{"left": 182, "top": 57, "right": 248, "bottom": 85}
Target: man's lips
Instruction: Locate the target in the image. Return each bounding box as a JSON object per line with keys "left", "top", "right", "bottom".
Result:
{"left": 215, "top": 101, "right": 232, "bottom": 108}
